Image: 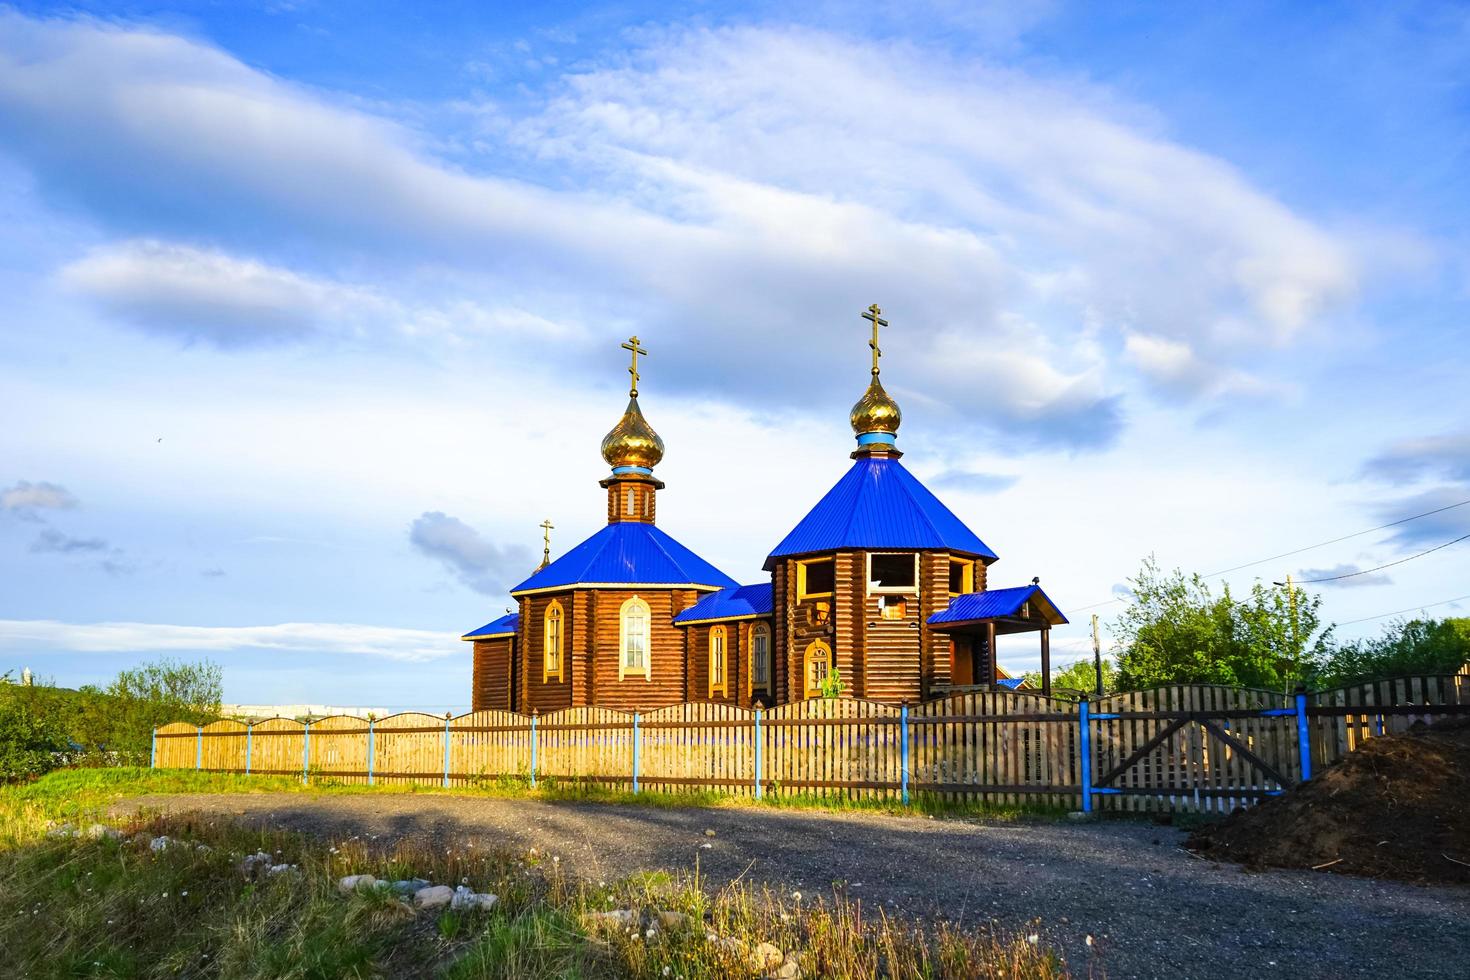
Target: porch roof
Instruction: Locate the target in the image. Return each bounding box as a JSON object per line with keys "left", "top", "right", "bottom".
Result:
{"left": 926, "top": 584, "right": 1067, "bottom": 633}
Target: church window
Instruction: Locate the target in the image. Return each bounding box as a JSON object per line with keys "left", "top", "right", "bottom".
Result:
{"left": 797, "top": 557, "right": 835, "bottom": 599}
{"left": 949, "top": 558, "right": 975, "bottom": 596}
{"left": 543, "top": 601, "right": 564, "bottom": 683}
{"left": 803, "top": 640, "right": 833, "bottom": 699}
{"left": 619, "top": 596, "right": 651, "bottom": 680}
{"left": 751, "top": 623, "right": 771, "bottom": 692}
{"left": 709, "top": 626, "right": 728, "bottom": 698}
{"left": 627, "top": 488, "right": 637, "bottom": 517}
{"left": 868, "top": 553, "right": 917, "bottom": 593}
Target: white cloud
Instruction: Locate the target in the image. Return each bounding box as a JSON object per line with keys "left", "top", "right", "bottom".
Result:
{"left": 1123, "top": 331, "right": 1285, "bottom": 402}
{"left": 0, "top": 479, "right": 78, "bottom": 517}
{"left": 0, "top": 13, "right": 1363, "bottom": 446}
{"left": 1296, "top": 563, "right": 1393, "bottom": 588}
{"left": 409, "top": 511, "right": 534, "bottom": 595}
{"left": 0, "top": 619, "right": 456, "bottom": 662}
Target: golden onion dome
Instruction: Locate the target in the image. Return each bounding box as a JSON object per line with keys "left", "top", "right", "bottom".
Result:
{"left": 850, "top": 375, "right": 902, "bottom": 436}
{"left": 601, "top": 395, "right": 665, "bottom": 470}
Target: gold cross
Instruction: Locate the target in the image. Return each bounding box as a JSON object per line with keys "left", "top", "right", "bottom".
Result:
{"left": 861, "top": 304, "right": 888, "bottom": 377}
{"left": 621, "top": 336, "right": 648, "bottom": 397}
{"left": 539, "top": 519, "right": 554, "bottom": 565}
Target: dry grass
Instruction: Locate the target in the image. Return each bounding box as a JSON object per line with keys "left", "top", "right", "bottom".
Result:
{"left": 0, "top": 771, "right": 1071, "bottom": 978}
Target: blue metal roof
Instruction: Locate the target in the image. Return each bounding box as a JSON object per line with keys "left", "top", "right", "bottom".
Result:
{"left": 926, "top": 585, "right": 1068, "bottom": 627}
{"left": 765, "top": 456, "right": 997, "bottom": 570}
{"left": 672, "top": 583, "right": 774, "bottom": 625}
{"left": 511, "top": 521, "right": 738, "bottom": 595}
{"left": 462, "top": 612, "right": 518, "bottom": 640}
{"left": 995, "top": 677, "right": 1026, "bottom": 690}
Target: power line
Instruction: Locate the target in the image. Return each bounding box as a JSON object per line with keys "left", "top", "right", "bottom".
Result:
{"left": 1068, "top": 495, "right": 1470, "bottom": 613}
{"left": 1335, "top": 593, "right": 1470, "bottom": 627}
{"left": 1294, "top": 532, "right": 1470, "bottom": 584}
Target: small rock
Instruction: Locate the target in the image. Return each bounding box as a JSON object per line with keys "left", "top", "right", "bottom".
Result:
{"left": 451, "top": 885, "right": 498, "bottom": 911}
{"left": 704, "top": 828, "right": 717, "bottom": 838}
{"left": 46, "top": 823, "right": 78, "bottom": 838}
{"left": 584, "top": 909, "right": 637, "bottom": 931}
{"left": 149, "top": 836, "right": 172, "bottom": 852}
{"left": 748, "top": 941, "right": 784, "bottom": 972}
{"left": 699, "top": 842, "right": 713, "bottom": 849}
{"left": 771, "top": 953, "right": 802, "bottom": 979}
{"left": 1066, "top": 811, "right": 1095, "bottom": 822}
{"left": 266, "top": 864, "right": 298, "bottom": 875}
{"left": 338, "top": 874, "right": 379, "bottom": 895}
{"left": 240, "top": 851, "right": 273, "bottom": 877}
{"left": 194, "top": 842, "right": 212, "bottom": 853}
{"left": 656, "top": 910, "right": 690, "bottom": 930}
{"left": 389, "top": 878, "right": 431, "bottom": 896}
{"left": 84, "top": 823, "right": 121, "bottom": 841}
{"left": 414, "top": 885, "right": 454, "bottom": 909}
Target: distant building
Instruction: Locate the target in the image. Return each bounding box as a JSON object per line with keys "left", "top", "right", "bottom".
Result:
{"left": 464, "top": 307, "right": 1065, "bottom": 713}
{"left": 221, "top": 703, "right": 394, "bottom": 721}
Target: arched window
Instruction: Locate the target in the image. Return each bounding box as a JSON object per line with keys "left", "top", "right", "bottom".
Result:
{"left": 750, "top": 623, "right": 772, "bottom": 694}
{"left": 543, "top": 600, "right": 564, "bottom": 683}
{"left": 803, "top": 640, "right": 833, "bottom": 699}
{"left": 619, "top": 596, "right": 651, "bottom": 680}
{"left": 708, "top": 626, "right": 728, "bottom": 698}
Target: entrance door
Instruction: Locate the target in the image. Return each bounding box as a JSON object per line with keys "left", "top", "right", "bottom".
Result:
{"left": 949, "top": 637, "right": 974, "bottom": 686}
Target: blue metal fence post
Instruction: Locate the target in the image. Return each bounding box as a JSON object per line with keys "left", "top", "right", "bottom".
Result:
{"left": 900, "top": 702, "right": 910, "bottom": 806}
{"left": 150, "top": 728, "right": 157, "bottom": 769}
{"left": 443, "top": 715, "right": 452, "bottom": 788}
{"left": 366, "top": 719, "right": 374, "bottom": 786}
{"left": 753, "top": 707, "right": 763, "bottom": 800}
{"left": 632, "top": 712, "right": 641, "bottom": 794}
{"left": 245, "top": 724, "right": 252, "bottom": 776}
{"left": 529, "top": 710, "right": 538, "bottom": 789}
{"left": 195, "top": 725, "right": 202, "bottom": 771}
{"left": 1294, "top": 686, "right": 1312, "bottom": 782}
{"left": 302, "top": 720, "right": 311, "bottom": 785}
{"left": 1079, "top": 697, "right": 1093, "bottom": 813}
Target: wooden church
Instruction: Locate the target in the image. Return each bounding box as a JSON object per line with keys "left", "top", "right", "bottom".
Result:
{"left": 464, "top": 307, "right": 1067, "bottom": 712}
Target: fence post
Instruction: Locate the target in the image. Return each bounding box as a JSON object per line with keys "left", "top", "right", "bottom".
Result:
{"left": 529, "top": 710, "right": 538, "bottom": 789}
{"left": 195, "top": 725, "right": 202, "bottom": 771}
{"left": 632, "top": 711, "right": 641, "bottom": 794}
{"left": 753, "top": 707, "right": 762, "bottom": 800}
{"left": 366, "top": 719, "right": 374, "bottom": 786}
{"left": 1079, "top": 696, "right": 1092, "bottom": 813}
{"left": 900, "top": 702, "right": 910, "bottom": 806}
{"left": 302, "top": 720, "right": 311, "bottom": 785}
{"left": 150, "top": 728, "right": 157, "bottom": 769}
{"left": 442, "top": 715, "right": 452, "bottom": 789}
{"left": 245, "top": 724, "right": 252, "bottom": 776}
{"left": 1295, "top": 686, "right": 1312, "bottom": 782}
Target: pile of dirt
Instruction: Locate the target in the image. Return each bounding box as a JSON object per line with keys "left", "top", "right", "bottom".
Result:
{"left": 1187, "top": 717, "right": 1470, "bottom": 885}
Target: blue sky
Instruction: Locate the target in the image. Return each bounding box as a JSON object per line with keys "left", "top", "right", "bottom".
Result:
{"left": 1, "top": 1, "right": 1467, "bottom": 710}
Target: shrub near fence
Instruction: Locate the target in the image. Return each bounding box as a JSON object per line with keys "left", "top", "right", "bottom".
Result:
{"left": 152, "top": 668, "right": 1470, "bottom": 814}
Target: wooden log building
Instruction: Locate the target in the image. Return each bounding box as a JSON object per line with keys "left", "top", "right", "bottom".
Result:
{"left": 464, "top": 308, "right": 1066, "bottom": 712}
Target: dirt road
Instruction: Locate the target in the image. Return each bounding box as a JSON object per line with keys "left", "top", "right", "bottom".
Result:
{"left": 114, "top": 793, "right": 1470, "bottom": 979}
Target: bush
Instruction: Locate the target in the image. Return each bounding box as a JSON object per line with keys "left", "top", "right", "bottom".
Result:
{"left": 0, "top": 682, "right": 72, "bottom": 781}
{"left": 1312, "top": 617, "right": 1470, "bottom": 687}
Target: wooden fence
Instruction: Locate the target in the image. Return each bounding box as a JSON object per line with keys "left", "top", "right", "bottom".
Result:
{"left": 153, "top": 669, "right": 1469, "bottom": 814}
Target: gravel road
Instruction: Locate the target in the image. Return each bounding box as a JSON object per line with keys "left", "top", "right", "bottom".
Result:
{"left": 113, "top": 793, "right": 1470, "bottom": 979}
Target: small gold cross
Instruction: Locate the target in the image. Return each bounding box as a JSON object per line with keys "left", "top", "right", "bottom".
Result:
{"left": 539, "top": 519, "right": 554, "bottom": 565}
{"left": 621, "top": 336, "right": 649, "bottom": 396}
{"left": 861, "top": 304, "right": 888, "bottom": 377}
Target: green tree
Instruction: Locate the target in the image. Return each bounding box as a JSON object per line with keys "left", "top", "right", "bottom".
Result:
{"left": 0, "top": 675, "right": 73, "bottom": 781}
{"left": 92, "top": 658, "right": 223, "bottom": 763}
{"left": 1313, "top": 617, "right": 1470, "bottom": 687}
{"left": 1023, "top": 658, "right": 1117, "bottom": 697}
{"left": 1111, "top": 557, "right": 1332, "bottom": 691}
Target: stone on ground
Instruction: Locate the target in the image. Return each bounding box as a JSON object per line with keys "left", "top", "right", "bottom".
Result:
{"left": 413, "top": 885, "right": 454, "bottom": 909}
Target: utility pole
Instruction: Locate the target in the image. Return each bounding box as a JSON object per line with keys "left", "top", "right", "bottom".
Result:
{"left": 1091, "top": 614, "right": 1104, "bottom": 696}
{"left": 1273, "top": 574, "right": 1301, "bottom": 694}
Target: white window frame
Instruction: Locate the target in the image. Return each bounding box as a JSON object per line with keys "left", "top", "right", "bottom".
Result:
{"left": 750, "top": 623, "right": 772, "bottom": 692}
{"left": 619, "top": 595, "right": 651, "bottom": 680}
{"left": 543, "top": 599, "right": 564, "bottom": 683}
{"left": 867, "top": 552, "right": 919, "bottom": 594}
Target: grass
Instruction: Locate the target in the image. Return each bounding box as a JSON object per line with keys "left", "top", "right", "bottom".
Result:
{"left": 0, "top": 769, "right": 1075, "bottom": 978}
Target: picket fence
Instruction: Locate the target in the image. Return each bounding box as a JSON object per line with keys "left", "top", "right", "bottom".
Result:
{"left": 153, "top": 669, "right": 1469, "bottom": 814}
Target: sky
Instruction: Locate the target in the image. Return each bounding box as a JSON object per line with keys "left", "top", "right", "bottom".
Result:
{"left": 1, "top": 1, "right": 1468, "bottom": 711}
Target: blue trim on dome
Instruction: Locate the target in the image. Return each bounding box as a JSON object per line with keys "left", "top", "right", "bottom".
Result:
{"left": 462, "top": 612, "right": 519, "bottom": 640}
{"left": 512, "top": 521, "right": 738, "bottom": 594}
{"left": 672, "top": 583, "right": 774, "bottom": 625}
{"left": 612, "top": 465, "right": 652, "bottom": 475}
{"left": 857, "top": 432, "right": 896, "bottom": 445}
{"left": 765, "top": 456, "right": 997, "bottom": 570}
